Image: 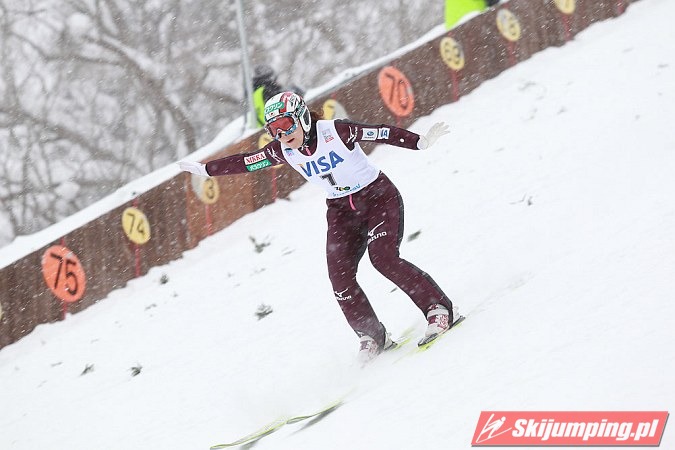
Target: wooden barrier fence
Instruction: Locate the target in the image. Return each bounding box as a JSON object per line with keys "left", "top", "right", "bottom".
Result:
{"left": 0, "top": 0, "right": 638, "bottom": 349}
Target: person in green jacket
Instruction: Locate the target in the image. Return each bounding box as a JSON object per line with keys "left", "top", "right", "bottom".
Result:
{"left": 252, "top": 65, "right": 283, "bottom": 128}
{"left": 445, "top": 0, "right": 499, "bottom": 29}
{"left": 252, "top": 65, "right": 306, "bottom": 128}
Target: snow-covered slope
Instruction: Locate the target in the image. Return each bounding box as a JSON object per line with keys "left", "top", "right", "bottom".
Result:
{"left": 1, "top": 1, "right": 673, "bottom": 448}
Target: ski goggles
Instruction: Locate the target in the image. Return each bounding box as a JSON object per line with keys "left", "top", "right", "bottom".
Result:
{"left": 265, "top": 114, "right": 298, "bottom": 140}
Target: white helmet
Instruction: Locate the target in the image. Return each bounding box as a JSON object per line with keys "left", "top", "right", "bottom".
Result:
{"left": 263, "top": 91, "right": 311, "bottom": 139}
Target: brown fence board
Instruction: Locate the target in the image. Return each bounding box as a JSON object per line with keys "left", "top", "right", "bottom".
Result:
{"left": 0, "top": 0, "right": 642, "bottom": 350}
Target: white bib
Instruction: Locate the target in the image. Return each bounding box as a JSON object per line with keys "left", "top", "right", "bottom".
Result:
{"left": 282, "top": 120, "right": 380, "bottom": 198}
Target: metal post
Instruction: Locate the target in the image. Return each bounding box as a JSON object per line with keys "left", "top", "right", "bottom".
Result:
{"left": 235, "top": 0, "right": 257, "bottom": 129}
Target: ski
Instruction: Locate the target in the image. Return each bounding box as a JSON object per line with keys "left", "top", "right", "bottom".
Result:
{"left": 389, "top": 326, "right": 416, "bottom": 350}
{"left": 211, "top": 319, "right": 464, "bottom": 449}
{"left": 210, "top": 399, "right": 343, "bottom": 449}
{"left": 417, "top": 315, "right": 466, "bottom": 350}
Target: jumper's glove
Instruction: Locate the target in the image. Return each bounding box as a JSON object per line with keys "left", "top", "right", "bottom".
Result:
{"left": 177, "top": 160, "right": 209, "bottom": 177}
{"left": 416, "top": 122, "right": 450, "bottom": 150}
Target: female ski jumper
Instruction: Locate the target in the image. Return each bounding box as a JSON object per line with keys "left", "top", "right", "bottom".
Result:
{"left": 179, "top": 92, "right": 456, "bottom": 361}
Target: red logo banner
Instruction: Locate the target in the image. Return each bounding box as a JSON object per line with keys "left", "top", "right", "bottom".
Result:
{"left": 472, "top": 411, "right": 669, "bottom": 446}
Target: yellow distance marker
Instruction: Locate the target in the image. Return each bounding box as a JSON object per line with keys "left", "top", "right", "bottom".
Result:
{"left": 191, "top": 174, "right": 220, "bottom": 205}
{"left": 322, "top": 99, "right": 349, "bottom": 120}
{"left": 199, "top": 177, "right": 220, "bottom": 205}
{"left": 122, "top": 207, "right": 151, "bottom": 245}
{"left": 258, "top": 133, "right": 273, "bottom": 149}
{"left": 496, "top": 9, "right": 522, "bottom": 42}
{"left": 440, "top": 36, "right": 466, "bottom": 71}
{"left": 554, "top": 0, "right": 576, "bottom": 15}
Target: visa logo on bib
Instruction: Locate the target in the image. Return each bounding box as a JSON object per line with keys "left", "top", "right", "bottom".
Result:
{"left": 299, "top": 151, "right": 344, "bottom": 177}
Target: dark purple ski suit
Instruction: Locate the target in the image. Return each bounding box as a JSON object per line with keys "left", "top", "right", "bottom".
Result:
{"left": 205, "top": 119, "right": 453, "bottom": 346}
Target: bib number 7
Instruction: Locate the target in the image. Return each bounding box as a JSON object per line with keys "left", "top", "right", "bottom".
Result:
{"left": 320, "top": 173, "right": 336, "bottom": 186}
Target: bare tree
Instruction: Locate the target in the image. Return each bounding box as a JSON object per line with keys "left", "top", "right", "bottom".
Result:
{"left": 0, "top": 0, "right": 243, "bottom": 238}
{"left": 0, "top": 0, "right": 444, "bottom": 246}
{"left": 245, "top": 0, "right": 444, "bottom": 90}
